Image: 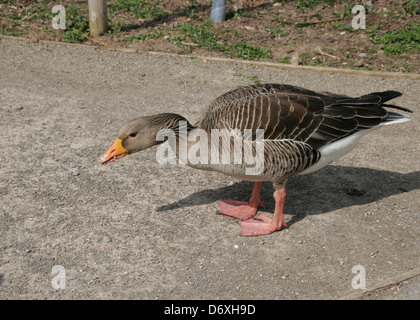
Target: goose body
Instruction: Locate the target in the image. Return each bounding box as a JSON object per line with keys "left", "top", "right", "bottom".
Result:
{"left": 100, "top": 83, "right": 412, "bottom": 236}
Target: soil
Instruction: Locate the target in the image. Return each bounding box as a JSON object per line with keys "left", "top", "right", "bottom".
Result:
{"left": 1, "top": 0, "right": 419, "bottom": 73}
{"left": 0, "top": 38, "right": 419, "bottom": 300}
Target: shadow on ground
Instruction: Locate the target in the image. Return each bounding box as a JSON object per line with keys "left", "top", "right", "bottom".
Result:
{"left": 156, "top": 165, "right": 420, "bottom": 227}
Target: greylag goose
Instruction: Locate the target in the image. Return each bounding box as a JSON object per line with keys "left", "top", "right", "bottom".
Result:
{"left": 100, "top": 84, "right": 412, "bottom": 236}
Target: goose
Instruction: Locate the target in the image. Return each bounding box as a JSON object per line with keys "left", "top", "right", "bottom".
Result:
{"left": 100, "top": 83, "right": 412, "bottom": 236}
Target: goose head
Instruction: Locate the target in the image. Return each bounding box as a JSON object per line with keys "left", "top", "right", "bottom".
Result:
{"left": 100, "top": 116, "right": 163, "bottom": 165}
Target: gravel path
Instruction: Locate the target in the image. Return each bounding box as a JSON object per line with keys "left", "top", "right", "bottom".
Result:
{"left": 0, "top": 39, "right": 419, "bottom": 300}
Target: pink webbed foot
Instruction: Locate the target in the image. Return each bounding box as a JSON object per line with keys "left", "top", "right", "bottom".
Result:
{"left": 217, "top": 200, "right": 264, "bottom": 221}
{"left": 217, "top": 182, "right": 264, "bottom": 221}
{"left": 238, "top": 187, "right": 288, "bottom": 237}
{"left": 239, "top": 214, "right": 287, "bottom": 236}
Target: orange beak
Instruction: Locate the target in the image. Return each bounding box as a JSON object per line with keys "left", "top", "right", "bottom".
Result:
{"left": 100, "top": 138, "right": 128, "bottom": 165}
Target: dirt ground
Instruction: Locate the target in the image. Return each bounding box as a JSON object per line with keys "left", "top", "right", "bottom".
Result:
{"left": 0, "top": 38, "right": 419, "bottom": 300}
{"left": 1, "top": 0, "right": 419, "bottom": 73}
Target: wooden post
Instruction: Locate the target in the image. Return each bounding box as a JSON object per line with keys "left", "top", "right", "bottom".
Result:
{"left": 88, "top": 0, "right": 107, "bottom": 37}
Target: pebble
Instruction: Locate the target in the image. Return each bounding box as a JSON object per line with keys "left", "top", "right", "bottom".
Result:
{"left": 70, "top": 143, "right": 83, "bottom": 149}
{"left": 354, "top": 59, "right": 365, "bottom": 67}
{"left": 290, "top": 52, "right": 299, "bottom": 66}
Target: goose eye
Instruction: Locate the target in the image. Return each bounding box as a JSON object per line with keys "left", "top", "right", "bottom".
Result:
{"left": 129, "top": 133, "right": 137, "bottom": 138}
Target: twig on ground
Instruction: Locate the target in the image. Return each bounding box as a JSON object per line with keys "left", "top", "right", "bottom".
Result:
{"left": 82, "top": 33, "right": 113, "bottom": 47}
{"left": 317, "top": 46, "right": 340, "bottom": 59}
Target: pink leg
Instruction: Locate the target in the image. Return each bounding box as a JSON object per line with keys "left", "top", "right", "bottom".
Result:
{"left": 239, "top": 188, "right": 288, "bottom": 236}
{"left": 217, "top": 182, "right": 265, "bottom": 220}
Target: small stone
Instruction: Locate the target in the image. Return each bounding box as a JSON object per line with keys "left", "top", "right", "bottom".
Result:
{"left": 290, "top": 52, "right": 299, "bottom": 65}
{"left": 353, "top": 59, "right": 365, "bottom": 67}
{"left": 70, "top": 143, "right": 83, "bottom": 149}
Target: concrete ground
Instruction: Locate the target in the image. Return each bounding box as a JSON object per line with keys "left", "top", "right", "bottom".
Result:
{"left": 0, "top": 39, "right": 419, "bottom": 300}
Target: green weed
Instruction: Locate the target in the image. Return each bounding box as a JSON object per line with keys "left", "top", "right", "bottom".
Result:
{"left": 265, "top": 25, "right": 290, "bottom": 37}
{"left": 293, "top": 0, "right": 335, "bottom": 9}
{"left": 231, "top": 41, "right": 273, "bottom": 61}
{"left": 367, "top": 22, "right": 420, "bottom": 55}
{"left": 311, "top": 57, "right": 327, "bottom": 66}
{"left": 64, "top": 4, "right": 89, "bottom": 43}
{"left": 123, "top": 29, "right": 164, "bottom": 42}
{"left": 108, "top": 0, "right": 168, "bottom": 20}
{"left": 403, "top": 0, "right": 420, "bottom": 16}
{"left": 226, "top": 8, "right": 250, "bottom": 20}
{"left": 177, "top": 19, "right": 229, "bottom": 52}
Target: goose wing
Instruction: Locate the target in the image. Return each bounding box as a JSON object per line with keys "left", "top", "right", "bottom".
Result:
{"left": 200, "top": 83, "right": 408, "bottom": 149}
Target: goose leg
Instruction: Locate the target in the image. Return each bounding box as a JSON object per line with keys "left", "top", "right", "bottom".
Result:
{"left": 217, "top": 182, "right": 265, "bottom": 220}
{"left": 239, "top": 187, "right": 288, "bottom": 236}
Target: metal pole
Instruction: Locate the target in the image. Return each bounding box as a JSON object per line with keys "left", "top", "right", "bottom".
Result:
{"left": 210, "top": 0, "right": 226, "bottom": 22}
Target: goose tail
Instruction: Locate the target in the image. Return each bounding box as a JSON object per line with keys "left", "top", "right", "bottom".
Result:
{"left": 369, "top": 90, "right": 413, "bottom": 126}
{"left": 381, "top": 110, "right": 412, "bottom": 125}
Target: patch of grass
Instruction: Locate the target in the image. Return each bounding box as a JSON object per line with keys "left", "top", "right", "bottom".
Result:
{"left": 299, "top": 52, "right": 312, "bottom": 59}
{"left": 231, "top": 41, "right": 273, "bottom": 61}
{"left": 293, "top": 0, "right": 335, "bottom": 9}
{"left": 367, "top": 22, "right": 420, "bottom": 55}
{"left": 403, "top": 0, "right": 420, "bottom": 16}
{"left": 274, "top": 17, "right": 294, "bottom": 26}
{"left": 34, "top": 0, "right": 52, "bottom": 21}
{"left": 311, "top": 57, "right": 327, "bottom": 66}
{"left": 4, "top": 0, "right": 51, "bottom": 21}
{"left": 331, "top": 21, "right": 357, "bottom": 33}
{"left": 172, "top": 20, "right": 272, "bottom": 61}
{"left": 123, "top": 29, "right": 164, "bottom": 42}
{"left": 108, "top": 0, "right": 168, "bottom": 20}
{"left": 249, "top": 75, "right": 261, "bottom": 85}
{"left": 0, "top": 25, "right": 20, "bottom": 36}
{"left": 64, "top": 4, "right": 89, "bottom": 43}
{"left": 392, "top": 62, "right": 413, "bottom": 73}
{"left": 265, "top": 25, "right": 290, "bottom": 37}
{"left": 358, "top": 65, "right": 374, "bottom": 71}
{"left": 226, "top": 8, "right": 250, "bottom": 20}
{"left": 278, "top": 56, "right": 291, "bottom": 64}
{"left": 177, "top": 19, "right": 229, "bottom": 52}
{"left": 344, "top": 51, "right": 353, "bottom": 58}
{"left": 180, "top": 5, "right": 200, "bottom": 19}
